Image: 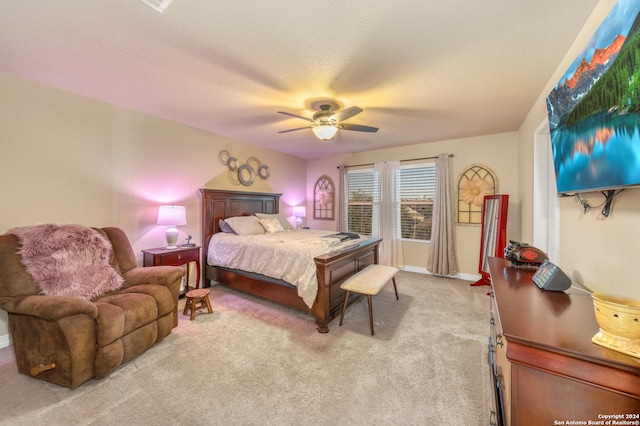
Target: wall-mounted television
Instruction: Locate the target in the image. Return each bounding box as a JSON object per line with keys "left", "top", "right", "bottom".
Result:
{"left": 546, "top": 0, "right": 640, "bottom": 195}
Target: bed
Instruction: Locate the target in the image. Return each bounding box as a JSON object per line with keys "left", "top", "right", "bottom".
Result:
{"left": 199, "top": 189, "right": 381, "bottom": 332}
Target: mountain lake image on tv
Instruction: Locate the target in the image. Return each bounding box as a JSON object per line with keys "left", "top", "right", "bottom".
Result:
{"left": 546, "top": 0, "right": 640, "bottom": 195}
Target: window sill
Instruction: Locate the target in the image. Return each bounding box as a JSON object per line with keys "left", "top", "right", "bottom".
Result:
{"left": 401, "top": 238, "right": 430, "bottom": 244}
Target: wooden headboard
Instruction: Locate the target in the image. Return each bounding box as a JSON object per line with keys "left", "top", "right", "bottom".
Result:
{"left": 199, "top": 189, "right": 281, "bottom": 255}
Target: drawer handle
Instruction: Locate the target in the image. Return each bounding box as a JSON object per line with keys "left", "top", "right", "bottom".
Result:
{"left": 177, "top": 254, "right": 182, "bottom": 260}
{"left": 496, "top": 333, "right": 504, "bottom": 347}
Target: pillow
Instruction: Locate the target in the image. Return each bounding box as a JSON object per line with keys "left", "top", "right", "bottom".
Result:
{"left": 254, "top": 213, "right": 294, "bottom": 231}
{"left": 218, "top": 219, "right": 236, "bottom": 234}
{"left": 259, "top": 217, "right": 285, "bottom": 233}
{"left": 223, "top": 215, "right": 266, "bottom": 236}
{"left": 9, "top": 224, "right": 124, "bottom": 300}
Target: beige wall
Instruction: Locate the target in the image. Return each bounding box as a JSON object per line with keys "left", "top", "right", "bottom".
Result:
{"left": 306, "top": 132, "right": 520, "bottom": 277}
{"left": 0, "top": 72, "right": 306, "bottom": 342}
{"left": 518, "top": 0, "right": 640, "bottom": 300}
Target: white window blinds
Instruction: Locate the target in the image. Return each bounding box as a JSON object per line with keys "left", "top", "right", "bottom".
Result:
{"left": 345, "top": 162, "right": 436, "bottom": 241}
{"left": 399, "top": 164, "right": 436, "bottom": 241}
{"left": 346, "top": 169, "right": 376, "bottom": 235}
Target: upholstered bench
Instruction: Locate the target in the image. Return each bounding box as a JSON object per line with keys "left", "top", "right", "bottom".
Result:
{"left": 339, "top": 264, "right": 399, "bottom": 335}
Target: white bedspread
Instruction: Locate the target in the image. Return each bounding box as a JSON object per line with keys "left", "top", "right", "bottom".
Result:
{"left": 207, "top": 229, "right": 363, "bottom": 308}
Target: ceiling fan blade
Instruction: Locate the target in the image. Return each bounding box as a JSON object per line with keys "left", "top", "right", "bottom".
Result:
{"left": 331, "top": 106, "right": 363, "bottom": 122}
{"left": 340, "top": 123, "right": 379, "bottom": 133}
{"left": 277, "top": 111, "right": 314, "bottom": 122}
{"left": 278, "top": 126, "right": 312, "bottom": 134}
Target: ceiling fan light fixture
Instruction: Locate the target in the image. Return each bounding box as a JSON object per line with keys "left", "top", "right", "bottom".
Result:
{"left": 278, "top": 104, "right": 376, "bottom": 140}
{"left": 139, "top": 0, "right": 173, "bottom": 13}
{"left": 312, "top": 124, "right": 339, "bottom": 141}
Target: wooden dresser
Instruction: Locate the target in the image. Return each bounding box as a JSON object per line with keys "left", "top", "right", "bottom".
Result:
{"left": 487, "top": 257, "right": 640, "bottom": 426}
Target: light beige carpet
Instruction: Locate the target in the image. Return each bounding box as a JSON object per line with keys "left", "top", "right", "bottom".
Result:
{"left": 0, "top": 271, "right": 492, "bottom": 425}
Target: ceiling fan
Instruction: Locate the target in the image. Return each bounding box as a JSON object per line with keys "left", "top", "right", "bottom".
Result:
{"left": 277, "top": 104, "right": 378, "bottom": 141}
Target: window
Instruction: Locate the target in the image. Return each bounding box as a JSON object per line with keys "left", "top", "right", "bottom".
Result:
{"left": 346, "top": 169, "right": 375, "bottom": 235}
{"left": 345, "top": 162, "right": 436, "bottom": 241}
{"left": 399, "top": 164, "right": 435, "bottom": 241}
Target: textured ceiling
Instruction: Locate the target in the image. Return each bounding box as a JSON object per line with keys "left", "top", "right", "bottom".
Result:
{"left": 0, "top": 0, "right": 601, "bottom": 159}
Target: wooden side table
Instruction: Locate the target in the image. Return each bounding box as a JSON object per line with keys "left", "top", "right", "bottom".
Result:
{"left": 142, "top": 245, "right": 201, "bottom": 295}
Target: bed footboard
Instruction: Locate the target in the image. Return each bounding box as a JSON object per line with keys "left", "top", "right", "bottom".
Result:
{"left": 312, "top": 238, "right": 381, "bottom": 332}
{"left": 204, "top": 238, "right": 381, "bottom": 333}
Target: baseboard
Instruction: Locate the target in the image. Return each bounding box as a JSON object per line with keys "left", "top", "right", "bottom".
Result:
{"left": 0, "top": 333, "right": 11, "bottom": 349}
{"left": 400, "top": 265, "right": 480, "bottom": 282}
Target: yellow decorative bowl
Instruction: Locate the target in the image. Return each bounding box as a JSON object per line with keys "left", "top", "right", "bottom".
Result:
{"left": 591, "top": 293, "right": 640, "bottom": 358}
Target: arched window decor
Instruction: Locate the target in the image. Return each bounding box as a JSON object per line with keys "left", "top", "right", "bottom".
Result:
{"left": 457, "top": 164, "right": 498, "bottom": 224}
{"left": 314, "top": 175, "right": 335, "bottom": 220}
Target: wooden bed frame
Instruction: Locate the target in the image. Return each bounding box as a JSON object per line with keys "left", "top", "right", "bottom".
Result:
{"left": 199, "top": 189, "right": 381, "bottom": 332}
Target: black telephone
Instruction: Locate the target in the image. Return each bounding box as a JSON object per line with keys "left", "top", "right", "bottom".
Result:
{"left": 531, "top": 260, "right": 571, "bottom": 292}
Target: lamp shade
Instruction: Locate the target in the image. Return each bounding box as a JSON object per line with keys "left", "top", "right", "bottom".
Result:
{"left": 312, "top": 125, "right": 338, "bottom": 141}
{"left": 292, "top": 205, "right": 307, "bottom": 218}
{"left": 157, "top": 205, "right": 187, "bottom": 226}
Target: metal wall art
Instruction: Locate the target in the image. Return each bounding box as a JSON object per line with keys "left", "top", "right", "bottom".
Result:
{"left": 219, "top": 150, "right": 270, "bottom": 186}
{"left": 456, "top": 164, "right": 498, "bottom": 225}
{"left": 313, "top": 175, "right": 335, "bottom": 220}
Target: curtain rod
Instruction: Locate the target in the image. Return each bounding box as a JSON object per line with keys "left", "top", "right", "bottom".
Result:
{"left": 337, "top": 153, "right": 454, "bottom": 169}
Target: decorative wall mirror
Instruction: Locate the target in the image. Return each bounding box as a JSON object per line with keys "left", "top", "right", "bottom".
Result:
{"left": 471, "top": 194, "right": 509, "bottom": 287}
{"left": 313, "top": 175, "right": 335, "bottom": 220}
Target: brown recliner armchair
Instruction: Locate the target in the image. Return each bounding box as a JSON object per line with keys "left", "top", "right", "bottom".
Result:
{"left": 0, "top": 226, "right": 185, "bottom": 388}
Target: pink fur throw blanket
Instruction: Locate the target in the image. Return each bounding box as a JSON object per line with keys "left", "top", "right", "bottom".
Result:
{"left": 9, "top": 224, "right": 124, "bottom": 300}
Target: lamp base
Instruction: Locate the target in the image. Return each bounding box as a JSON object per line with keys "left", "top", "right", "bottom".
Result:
{"left": 165, "top": 226, "right": 179, "bottom": 249}
{"left": 296, "top": 217, "right": 303, "bottom": 229}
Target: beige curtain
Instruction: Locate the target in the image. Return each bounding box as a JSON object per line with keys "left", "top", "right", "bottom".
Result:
{"left": 374, "top": 161, "right": 404, "bottom": 267}
{"left": 427, "top": 153, "right": 458, "bottom": 275}
{"left": 337, "top": 165, "right": 347, "bottom": 232}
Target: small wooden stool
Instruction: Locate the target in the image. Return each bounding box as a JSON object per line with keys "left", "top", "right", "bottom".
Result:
{"left": 339, "top": 264, "right": 399, "bottom": 335}
{"left": 183, "top": 288, "right": 213, "bottom": 321}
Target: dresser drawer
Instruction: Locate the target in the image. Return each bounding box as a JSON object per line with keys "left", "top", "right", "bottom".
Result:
{"left": 490, "top": 290, "right": 511, "bottom": 426}
{"left": 142, "top": 246, "right": 201, "bottom": 268}
{"left": 154, "top": 250, "right": 198, "bottom": 265}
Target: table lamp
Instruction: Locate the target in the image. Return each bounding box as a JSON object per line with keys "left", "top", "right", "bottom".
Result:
{"left": 292, "top": 205, "right": 306, "bottom": 229}
{"left": 157, "top": 205, "right": 187, "bottom": 249}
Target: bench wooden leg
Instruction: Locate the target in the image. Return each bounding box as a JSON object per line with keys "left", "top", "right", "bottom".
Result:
{"left": 367, "top": 294, "right": 374, "bottom": 335}
{"left": 392, "top": 277, "right": 399, "bottom": 300}
{"left": 339, "top": 290, "right": 350, "bottom": 326}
